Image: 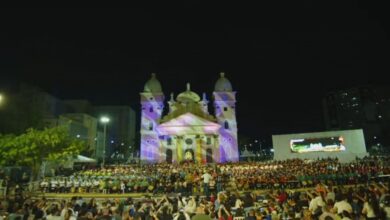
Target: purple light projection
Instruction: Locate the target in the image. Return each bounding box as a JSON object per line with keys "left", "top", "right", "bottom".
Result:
{"left": 140, "top": 92, "right": 164, "bottom": 162}
{"left": 140, "top": 73, "right": 239, "bottom": 163}
{"left": 157, "top": 113, "right": 221, "bottom": 136}
{"left": 213, "top": 91, "right": 239, "bottom": 162}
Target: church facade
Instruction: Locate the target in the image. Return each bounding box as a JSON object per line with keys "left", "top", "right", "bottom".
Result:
{"left": 140, "top": 72, "right": 239, "bottom": 163}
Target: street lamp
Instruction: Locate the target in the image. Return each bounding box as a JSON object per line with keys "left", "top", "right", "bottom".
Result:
{"left": 100, "top": 116, "right": 110, "bottom": 167}
{"left": 0, "top": 93, "right": 3, "bottom": 106}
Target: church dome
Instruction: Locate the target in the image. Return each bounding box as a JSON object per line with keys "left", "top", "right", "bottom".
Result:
{"left": 144, "top": 73, "right": 162, "bottom": 93}
{"left": 177, "top": 83, "right": 200, "bottom": 102}
{"left": 214, "top": 72, "right": 233, "bottom": 92}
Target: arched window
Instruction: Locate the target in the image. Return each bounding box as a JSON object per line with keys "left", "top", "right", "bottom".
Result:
{"left": 167, "top": 137, "right": 172, "bottom": 145}
{"left": 224, "top": 121, "right": 229, "bottom": 129}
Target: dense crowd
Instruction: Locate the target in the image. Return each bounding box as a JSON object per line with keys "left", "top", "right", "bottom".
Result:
{"left": 2, "top": 181, "right": 390, "bottom": 219}
{"left": 1, "top": 156, "right": 390, "bottom": 219}
{"left": 39, "top": 157, "right": 389, "bottom": 196}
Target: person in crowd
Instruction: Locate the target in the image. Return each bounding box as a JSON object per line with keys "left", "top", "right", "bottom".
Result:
{"left": 201, "top": 169, "right": 212, "bottom": 198}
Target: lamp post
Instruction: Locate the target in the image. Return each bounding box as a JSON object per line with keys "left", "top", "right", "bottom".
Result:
{"left": 100, "top": 116, "right": 110, "bottom": 167}
{"left": 0, "top": 93, "right": 3, "bottom": 106}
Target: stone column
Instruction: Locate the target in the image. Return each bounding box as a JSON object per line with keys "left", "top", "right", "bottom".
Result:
{"left": 214, "top": 134, "right": 220, "bottom": 162}
{"left": 196, "top": 136, "right": 202, "bottom": 163}
{"left": 159, "top": 138, "right": 164, "bottom": 163}
{"left": 172, "top": 136, "right": 177, "bottom": 163}
{"left": 177, "top": 136, "right": 183, "bottom": 162}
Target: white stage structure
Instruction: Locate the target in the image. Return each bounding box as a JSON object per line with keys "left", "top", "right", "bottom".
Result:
{"left": 272, "top": 129, "right": 367, "bottom": 163}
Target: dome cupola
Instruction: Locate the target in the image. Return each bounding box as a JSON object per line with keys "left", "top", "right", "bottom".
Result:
{"left": 177, "top": 83, "right": 200, "bottom": 102}
{"left": 214, "top": 72, "right": 232, "bottom": 92}
{"left": 144, "top": 73, "right": 162, "bottom": 93}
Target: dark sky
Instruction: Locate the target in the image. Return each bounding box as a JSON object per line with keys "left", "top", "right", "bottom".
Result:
{"left": 0, "top": 4, "right": 389, "bottom": 144}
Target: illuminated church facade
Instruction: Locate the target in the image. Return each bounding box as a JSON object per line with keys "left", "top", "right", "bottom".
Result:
{"left": 140, "top": 72, "right": 239, "bottom": 163}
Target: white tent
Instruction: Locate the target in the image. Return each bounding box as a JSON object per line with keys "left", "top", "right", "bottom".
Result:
{"left": 73, "top": 155, "right": 97, "bottom": 163}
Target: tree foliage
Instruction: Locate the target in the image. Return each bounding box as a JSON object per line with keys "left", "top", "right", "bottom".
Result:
{"left": 0, "top": 125, "right": 87, "bottom": 178}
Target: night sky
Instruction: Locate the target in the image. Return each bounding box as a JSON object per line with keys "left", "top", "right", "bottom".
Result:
{"left": 1, "top": 4, "right": 389, "bottom": 145}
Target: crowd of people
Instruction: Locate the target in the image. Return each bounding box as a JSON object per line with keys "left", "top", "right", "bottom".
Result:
{"left": 1, "top": 156, "right": 390, "bottom": 219}
{"left": 2, "top": 180, "right": 390, "bottom": 219}
{"left": 38, "top": 156, "right": 389, "bottom": 196}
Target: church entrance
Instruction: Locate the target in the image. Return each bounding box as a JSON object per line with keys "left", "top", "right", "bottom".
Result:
{"left": 206, "top": 148, "right": 213, "bottom": 163}
{"left": 166, "top": 149, "right": 172, "bottom": 163}
{"left": 184, "top": 149, "right": 194, "bottom": 162}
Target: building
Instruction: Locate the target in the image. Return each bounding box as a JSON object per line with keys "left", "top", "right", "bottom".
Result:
{"left": 323, "top": 86, "right": 390, "bottom": 150}
{"left": 140, "top": 72, "right": 239, "bottom": 163}
{"left": 63, "top": 99, "right": 93, "bottom": 114}
{"left": 58, "top": 113, "right": 98, "bottom": 155}
{"left": 0, "top": 83, "right": 63, "bottom": 134}
{"left": 93, "top": 106, "right": 136, "bottom": 160}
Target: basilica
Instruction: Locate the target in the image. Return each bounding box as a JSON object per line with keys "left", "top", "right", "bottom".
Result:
{"left": 140, "top": 72, "right": 238, "bottom": 163}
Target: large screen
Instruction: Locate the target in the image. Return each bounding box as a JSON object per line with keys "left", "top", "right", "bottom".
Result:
{"left": 290, "top": 136, "right": 345, "bottom": 153}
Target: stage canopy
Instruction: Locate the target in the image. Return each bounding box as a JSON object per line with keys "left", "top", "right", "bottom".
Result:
{"left": 73, "top": 155, "right": 97, "bottom": 163}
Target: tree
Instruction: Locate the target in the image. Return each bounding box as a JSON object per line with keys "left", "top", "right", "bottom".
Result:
{"left": 0, "top": 125, "right": 87, "bottom": 180}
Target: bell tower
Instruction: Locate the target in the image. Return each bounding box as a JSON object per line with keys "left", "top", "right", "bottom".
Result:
{"left": 213, "top": 72, "right": 239, "bottom": 162}
{"left": 140, "top": 73, "right": 165, "bottom": 162}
